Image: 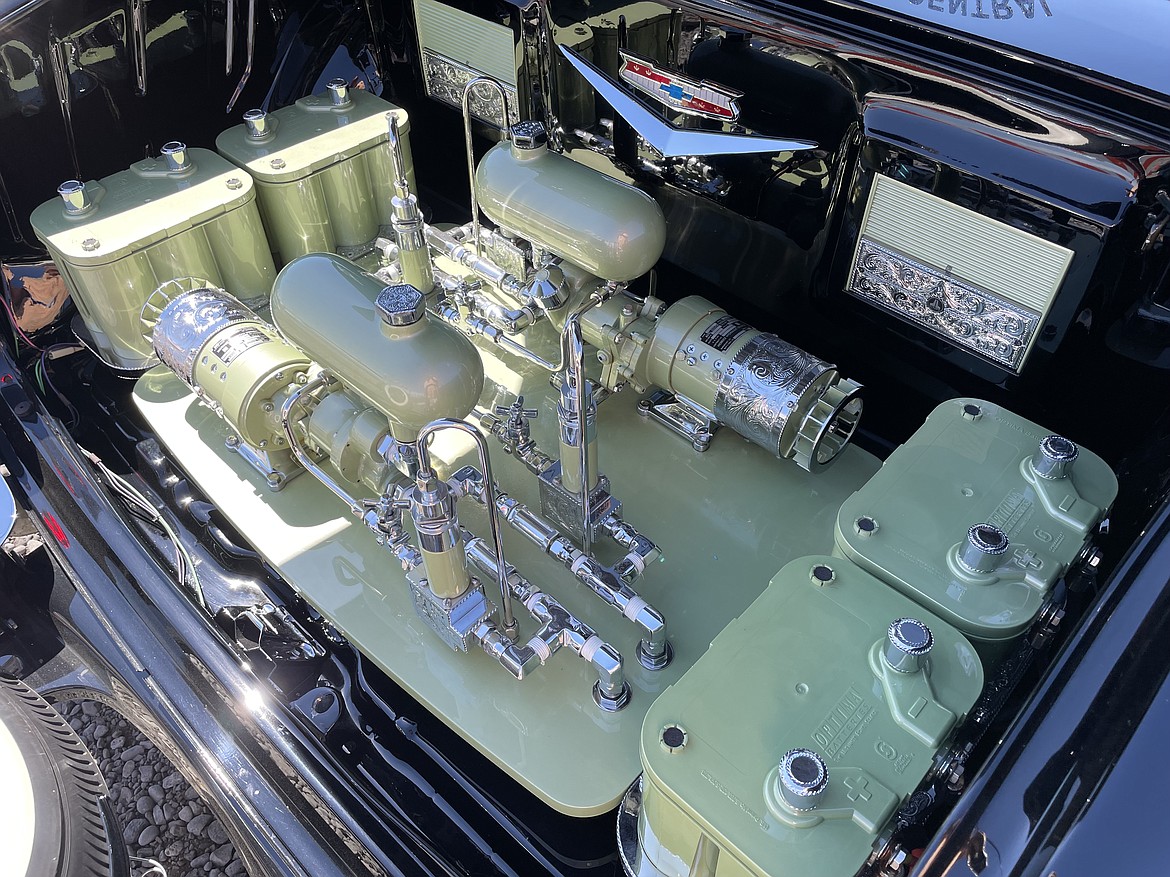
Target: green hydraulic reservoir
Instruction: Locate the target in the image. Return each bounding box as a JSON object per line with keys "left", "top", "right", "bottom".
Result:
{"left": 30, "top": 146, "right": 275, "bottom": 370}
{"left": 836, "top": 398, "right": 1117, "bottom": 656}
{"left": 474, "top": 124, "right": 666, "bottom": 282}
{"left": 634, "top": 557, "right": 983, "bottom": 877}
{"left": 269, "top": 254, "right": 483, "bottom": 441}
{"left": 216, "top": 84, "right": 414, "bottom": 264}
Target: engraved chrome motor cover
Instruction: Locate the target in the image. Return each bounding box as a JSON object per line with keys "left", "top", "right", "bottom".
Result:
{"left": 714, "top": 332, "right": 863, "bottom": 471}
{"left": 144, "top": 279, "right": 252, "bottom": 386}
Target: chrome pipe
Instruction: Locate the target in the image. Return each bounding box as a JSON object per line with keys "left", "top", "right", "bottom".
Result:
{"left": 279, "top": 372, "right": 364, "bottom": 516}
{"left": 460, "top": 78, "right": 512, "bottom": 260}
{"left": 416, "top": 419, "right": 517, "bottom": 637}
{"left": 465, "top": 534, "right": 630, "bottom": 709}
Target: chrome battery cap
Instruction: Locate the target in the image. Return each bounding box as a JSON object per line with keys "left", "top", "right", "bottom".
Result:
{"left": 777, "top": 748, "right": 828, "bottom": 811}
{"left": 1031, "top": 434, "right": 1079, "bottom": 480}
{"left": 884, "top": 617, "right": 933, "bottom": 673}
{"left": 376, "top": 284, "right": 426, "bottom": 327}
{"left": 510, "top": 120, "right": 548, "bottom": 150}
{"left": 161, "top": 141, "right": 191, "bottom": 172}
{"left": 327, "top": 77, "right": 352, "bottom": 107}
{"left": 958, "top": 523, "right": 1010, "bottom": 574}
{"left": 57, "top": 180, "right": 92, "bottom": 215}
{"left": 243, "top": 108, "right": 270, "bottom": 139}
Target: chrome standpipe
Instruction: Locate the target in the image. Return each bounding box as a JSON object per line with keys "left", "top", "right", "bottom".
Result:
{"left": 416, "top": 419, "right": 518, "bottom": 638}
{"left": 387, "top": 113, "right": 433, "bottom": 294}
{"left": 460, "top": 78, "right": 512, "bottom": 260}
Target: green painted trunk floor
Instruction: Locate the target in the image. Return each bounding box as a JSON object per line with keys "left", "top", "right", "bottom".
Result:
{"left": 133, "top": 331, "right": 879, "bottom": 817}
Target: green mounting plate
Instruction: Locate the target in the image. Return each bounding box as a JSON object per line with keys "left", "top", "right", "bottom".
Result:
{"left": 637, "top": 556, "right": 984, "bottom": 877}
{"left": 133, "top": 318, "right": 879, "bottom": 817}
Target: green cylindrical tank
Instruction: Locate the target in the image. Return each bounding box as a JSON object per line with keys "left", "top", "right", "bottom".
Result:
{"left": 270, "top": 254, "right": 484, "bottom": 441}
{"left": 474, "top": 126, "right": 666, "bottom": 282}
{"left": 216, "top": 88, "right": 415, "bottom": 264}
{"left": 30, "top": 148, "right": 275, "bottom": 370}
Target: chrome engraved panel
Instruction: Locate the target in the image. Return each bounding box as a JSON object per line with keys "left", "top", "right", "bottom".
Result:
{"left": 848, "top": 239, "right": 1041, "bottom": 371}
{"left": 420, "top": 51, "right": 520, "bottom": 129}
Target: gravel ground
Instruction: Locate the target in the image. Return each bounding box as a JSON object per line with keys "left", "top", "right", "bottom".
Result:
{"left": 59, "top": 700, "right": 249, "bottom": 877}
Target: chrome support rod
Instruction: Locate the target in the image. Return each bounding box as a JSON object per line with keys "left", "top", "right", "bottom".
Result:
{"left": 416, "top": 419, "right": 517, "bottom": 638}
{"left": 225, "top": 0, "right": 256, "bottom": 112}
{"left": 460, "top": 78, "right": 512, "bottom": 260}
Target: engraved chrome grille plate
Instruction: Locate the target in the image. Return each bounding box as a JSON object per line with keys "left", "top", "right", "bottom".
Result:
{"left": 420, "top": 51, "right": 520, "bottom": 129}
{"left": 849, "top": 240, "right": 1040, "bottom": 371}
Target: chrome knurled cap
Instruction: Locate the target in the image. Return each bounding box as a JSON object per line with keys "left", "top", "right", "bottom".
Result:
{"left": 958, "top": 523, "right": 1010, "bottom": 574}
{"left": 376, "top": 284, "right": 426, "bottom": 327}
{"left": 884, "top": 617, "right": 934, "bottom": 673}
{"left": 1031, "top": 434, "right": 1079, "bottom": 480}
{"left": 777, "top": 748, "right": 828, "bottom": 811}
{"left": 510, "top": 120, "right": 548, "bottom": 150}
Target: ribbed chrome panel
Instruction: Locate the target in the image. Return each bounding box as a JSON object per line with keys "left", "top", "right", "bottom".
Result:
{"left": 859, "top": 176, "right": 1072, "bottom": 314}
{"left": 415, "top": 0, "right": 517, "bottom": 86}
{"left": 849, "top": 176, "right": 1074, "bottom": 370}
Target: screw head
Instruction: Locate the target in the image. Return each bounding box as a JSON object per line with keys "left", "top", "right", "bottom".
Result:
{"left": 81, "top": 237, "right": 100, "bottom": 251}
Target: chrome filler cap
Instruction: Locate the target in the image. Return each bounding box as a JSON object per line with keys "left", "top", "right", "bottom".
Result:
{"left": 510, "top": 120, "right": 547, "bottom": 151}
{"left": 376, "top": 284, "right": 426, "bottom": 327}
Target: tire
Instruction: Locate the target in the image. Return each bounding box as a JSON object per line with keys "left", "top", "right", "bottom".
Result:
{"left": 0, "top": 678, "right": 126, "bottom": 877}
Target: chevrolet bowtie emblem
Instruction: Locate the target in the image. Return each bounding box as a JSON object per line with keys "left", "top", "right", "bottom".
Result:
{"left": 618, "top": 50, "right": 742, "bottom": 121}
{"left": 559, "top": 46, "right": 817, "bottom": 158}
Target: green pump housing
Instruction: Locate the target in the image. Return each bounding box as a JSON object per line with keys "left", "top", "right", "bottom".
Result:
{"left": 269, "top": 254, "right": 484, "bottom": 441}
{"left": 474, "top": 136, "right": 666, "bottom": 282}
{"left": 636, "top": 556, "right": 983, "bottom": 877}
{"left": 30, "top": 148, "right": 275, "bottom": 370}
{"left": 836, "top": 398, "right": 1118, "bottom": 657}
{"left": 216, "top": 88, "right": 415, "bottom": 264}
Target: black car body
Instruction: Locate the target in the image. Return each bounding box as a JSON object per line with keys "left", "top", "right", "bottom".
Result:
{"left": 0, "top": 1, "right": 1168, "bottom": 876}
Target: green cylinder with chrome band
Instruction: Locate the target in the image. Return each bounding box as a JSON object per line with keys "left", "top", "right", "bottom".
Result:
{"left": 647, "top": 296, "right": 863, "bottom": 471}
{"left": 150, "top": 283, "right": 311, "bottom": 449}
